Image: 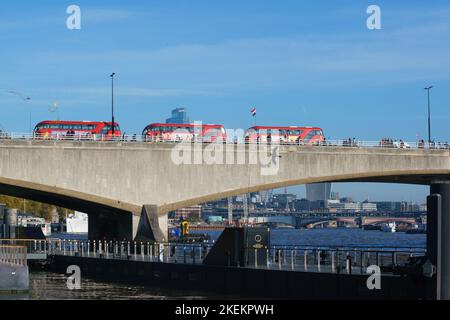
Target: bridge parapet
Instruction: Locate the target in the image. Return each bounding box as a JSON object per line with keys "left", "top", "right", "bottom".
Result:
{"left": 1, "top": 139, "right": 449, "bottom": 240}
{"left": 1, "top": 132, "right": 449, "bottom": 151}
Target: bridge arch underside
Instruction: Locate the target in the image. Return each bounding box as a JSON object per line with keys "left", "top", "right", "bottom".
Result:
{"left": 365, "top": 220, "right": 416, "bottom": 226}
{"left": 0, "top": 178, "right": 141, "bottom": 240}
{"left": 0, "top": 170, "right": 448, "bottom": 241}
{"left": 162, "top": 171, "right": 450, "bottom": 213}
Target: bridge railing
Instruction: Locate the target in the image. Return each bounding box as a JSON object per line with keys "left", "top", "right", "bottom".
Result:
{"left": 1, "top": 132, "right": 448, "bottom": 150}
{"left": 45, "top": 239, "right": 215, "bottom": 265}
{"left": 268, "top": 244, "right": 426, "bottom": 252}
{"left": 0, "top": 239, "right": 427, "bottom": 275}
{"left": 260, "top": 245, "right": 426, "bottom": 275}
{"left": 0, "top": 238, "right": 213, "bottom": 264}
{"left": 0, "top": 239, "right": 49, "bottom": 256}
{"left": 46, "top": 239, "right": 425, "bottom": 275}
{"left": 0, "top": 245, "right": 27, "bottom": 267}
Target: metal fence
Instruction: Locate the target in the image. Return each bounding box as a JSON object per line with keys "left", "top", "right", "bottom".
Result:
{"left": 261, "top": 245, "right": 425, "bottom": 274}
{"left": 0, "top": 245, "right": 27, "bottom": 267}
{"left": 0, "top": 239, "right": 426, "bottom": 275}
{"left": 47, "top": 239, "right": 214, "bottom": 265}
{"left": 0, "top": 239, "right": 49, "bottom": 255}
{"left": 0, "top": 132, "right": 448, "bottom": 150}
{"left": 0, "top": 239, "right": 214, "bottom": 265}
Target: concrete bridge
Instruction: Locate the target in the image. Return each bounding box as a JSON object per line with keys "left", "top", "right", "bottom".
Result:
{"left": 1, "top": 139, "right": 450, "bottom": 241}
{"left": 296, "top": 217, "right": 358, "bottom": 229}
{"left": 295, "top": 216, "right": 418, "bottom": 229}
{"left": 361, "top": 217, "right": 417, "bottom": 226}
{"left": 249, "top": 216, "right": 358, "bottom": 228}
{"left": 248, "top": 215, "right": 296, "bottom": 226}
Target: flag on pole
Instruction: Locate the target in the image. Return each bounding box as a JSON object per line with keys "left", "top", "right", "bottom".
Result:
{"left": 250, "top": 107, "right": 257, "bottom": 117}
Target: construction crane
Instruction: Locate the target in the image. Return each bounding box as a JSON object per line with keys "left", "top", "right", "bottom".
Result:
{"left": 243, "top": 194, "right": 249, "bottom": 225}
{"left": 227, "top": 196, "right": 233, "bottom": 225}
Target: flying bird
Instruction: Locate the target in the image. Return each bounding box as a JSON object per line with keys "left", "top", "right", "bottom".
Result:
{"left": 7, "top": 90, "right": 31, "bottom": 101}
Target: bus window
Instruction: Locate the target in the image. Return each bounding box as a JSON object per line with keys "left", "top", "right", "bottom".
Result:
{"left": 100, "top": 125, "right": 120, "bottom": 134}
{"left": 304, "top": 130, "right": 324, "bottom": 142}
{"left": 202, "top": 128, "right": 221, "bottom": 142}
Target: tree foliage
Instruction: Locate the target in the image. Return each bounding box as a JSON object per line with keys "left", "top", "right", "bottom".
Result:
{"left": 0, "top": 195, "right": 70, "bottom": 221}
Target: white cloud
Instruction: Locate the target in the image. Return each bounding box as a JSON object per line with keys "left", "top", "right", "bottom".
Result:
{"left": 5, "top": 6, "right": 450, "bottom": 93}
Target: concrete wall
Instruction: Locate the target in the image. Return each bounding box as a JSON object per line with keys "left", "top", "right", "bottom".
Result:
{"left": 0, "top": 263, "right": 29, "bottom": 292}
{"left": 1, "top": 140, "right": 450, "bottom": 240}
{"left": 0, "top": 140, "right": 449, "bottom": 217}
{"left": 47, "top": 255, "right": 433, "bottom": 299}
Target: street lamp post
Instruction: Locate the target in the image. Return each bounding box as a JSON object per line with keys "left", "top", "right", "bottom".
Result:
{"left": 110, "top": 73, "right": 116, "bottom": 136}
{"left": 425, "top": 86, "right": 433, "bottom": 145}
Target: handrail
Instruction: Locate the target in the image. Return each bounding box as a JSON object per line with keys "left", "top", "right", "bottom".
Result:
{"left": 0, "top": 239, "right": 426, "bottom": 274}
{"left": 268, "top": 244, "right": 426, "bottom": 251}
{"left": 0, "top": 132, "right": 449, "bottom": 150}
{"left": 0, "top": 245, "right": 27, "bottom": 267}
{"left": 0, "top": 239, "right": 426, "bottom": 252}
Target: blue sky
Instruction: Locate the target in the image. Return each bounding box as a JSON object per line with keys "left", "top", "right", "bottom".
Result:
{"left": 1, "top": 0, "right": 450, "bottom": 202}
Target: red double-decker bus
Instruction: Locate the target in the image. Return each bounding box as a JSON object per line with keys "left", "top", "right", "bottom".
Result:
{"left": 142, "top": 123, "right": 226, "bottom": 142}
{"left": 245, "top": 126, "right": 325, "bottom": 144}
{"left": 34, "top": 121, "right": 122, "bottom": 139}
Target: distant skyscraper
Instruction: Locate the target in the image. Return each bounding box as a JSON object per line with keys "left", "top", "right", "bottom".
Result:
{"left": 258, "top": 190, "right": 271, "bottom": 204}
{"left": 166, "top": 108, "right": 190, "bottom": 124}
{"left": 306, "top": 183, "right": 332, "bottom": 202}
{"left": 330, "top": 192, "right": 340, "bottom": 201}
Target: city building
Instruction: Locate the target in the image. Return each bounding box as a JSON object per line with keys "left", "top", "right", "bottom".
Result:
{"left": 327, "top": 200, "right": 344, "bottom": 211}
{"left": 293, "top": 199, "right": 310, "bottom": 211}
{"left": 306, "top": 183, "right": 332, "bottom": 203}
{"left": 361, "top": 201, "right": 377, "bottom": 212}
{"left": 173, "top": 205, "right": 202, "bottom": 221}
{"left": 340, "top": 197, "right": 354, "bottom": 204}
{"left": 319, "top": 199, "right": 378, "bottom": 213}
{"left": 195, "top": 192, "right": 424, "bottom": 219}
{"left": 420, "top": 203, "right": 427, "bottom": 212}
{"left": 374, "top": 202, "right": 404, "bottom": 213}
{"left": 330, "top": 192, "right": 340, "bottom": 201}
{"left": 257, "top": 190, "right": 272, "bottom": 205}
{"left": 293, "top": 199, "right": 326, "bottom": 212}
{"left": 206, "top": 215, "right": 225, "bottom": 224}
{"left": 272, "top": 193, "right": 297, "bottom": 210}
{"left": 342, "top": 202, "right": 360, "bottom": 212}
{"left": 166, "top": 108, "right": 190, "bottom": 124}
{"left": 402, "top": 202, "right": 422, "bottom": 213}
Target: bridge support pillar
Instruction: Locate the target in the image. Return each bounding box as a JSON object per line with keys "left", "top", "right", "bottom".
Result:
{"left": 429, "top": 183, "right": 450, "bottom": 300}
{"left": 134, "top": 205, "right": 168, "bottom": 242}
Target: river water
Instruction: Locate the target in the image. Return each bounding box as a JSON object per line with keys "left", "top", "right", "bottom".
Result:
{"left": 206, "top": 228, "right": 426, "bottom": 248}
{"left": 2, "top": 228, "right": 426, "bottom": 300}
